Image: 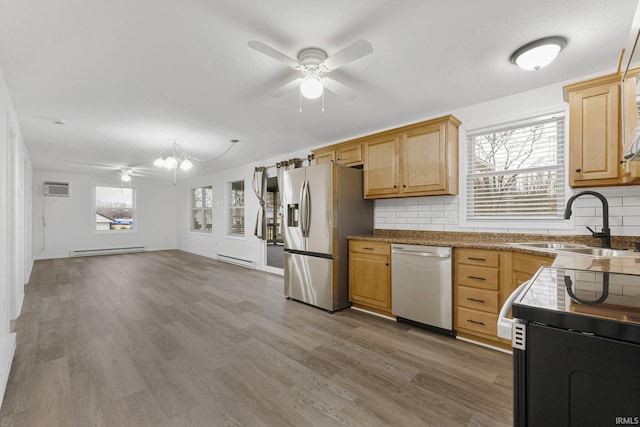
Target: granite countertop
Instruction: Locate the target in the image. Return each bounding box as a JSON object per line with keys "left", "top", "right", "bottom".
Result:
{"left": 349, "top": 230, "right": 640, "bottom": 273}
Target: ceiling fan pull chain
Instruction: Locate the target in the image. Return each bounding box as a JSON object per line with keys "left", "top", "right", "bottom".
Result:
{"left": 321, "top": 91, "right": 325, "bottom": 112}
{"left": 299, "top": 90, "right": 303, "bottom": 113}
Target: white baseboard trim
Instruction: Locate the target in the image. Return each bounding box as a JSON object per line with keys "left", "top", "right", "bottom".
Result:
{"left": 14, "top": 291, "right": 24, "bottom": 319}
{"left": 0, "top": 333, "right": 16, "bottom": 409}
{"left": 456, "top": 335, "right": 512, "bottom": 354}
{"left": 350, "top": 306, "right": 396, "bottom": 321}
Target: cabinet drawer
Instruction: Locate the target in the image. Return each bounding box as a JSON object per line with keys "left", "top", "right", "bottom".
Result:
{"left": 457, "top": 286, "right": 499, "bottom": 313}
{"left": 457, "top": 264, "right": 499, "bottom": 290}
{"left": 457, "top": 307, "right": 498, "bottom": 336}
{"left": 457, "top": 249, "right": 500, "bottom": 267}
{"left": 350, "top": 241, "right": 390, "bottom": 256}
{"left": 513, "top": 253, "right": 552, "bottom": 276}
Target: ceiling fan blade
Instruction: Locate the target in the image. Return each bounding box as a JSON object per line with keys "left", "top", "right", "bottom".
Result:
{"left": 269, "top": 77, "right": 303, "bottom": 97}
{"left": 248, "top": 41, "right": 299, "bottom": 68}
{"left": 322, "top": 77, "right": 359, "bottom": 100}
{"left": 323, "top": 39, "right": 373, "bottom": 70}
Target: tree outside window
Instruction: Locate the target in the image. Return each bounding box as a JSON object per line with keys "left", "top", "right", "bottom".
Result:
{"left": 229, "top": 180, "right": 245, "bottom": 236}
{"left": 95, "top": 186, "right": 135, "bottom": 231}
{"left": 192, "top": 186, "right": 212, "bottom": 232}
{"left": 466, "top": 113, "right": 565, "bottom": 220}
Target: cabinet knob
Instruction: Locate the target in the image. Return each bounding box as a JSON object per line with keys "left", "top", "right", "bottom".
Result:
{"left": 385, "top": 263, "right": 389, "bottom": 266}
{"left": 575, "top": 168, "right": 582, "bottom": 173}
{"left": 403, "top": 184, "right": 406, "bottom": 188}
{"left": 393, "top": 185, "right": 397, "bottom": 188}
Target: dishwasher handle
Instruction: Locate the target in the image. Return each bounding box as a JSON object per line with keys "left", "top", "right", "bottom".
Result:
{"left": 391, "top": 248, "right": 450, "bottom": 258}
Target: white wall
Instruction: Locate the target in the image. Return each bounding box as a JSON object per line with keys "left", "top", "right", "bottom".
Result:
{"left": 32, "top": 171, "right": 178, "bottom": 259}
{"left": 177, "top": 150, "right": 310, "bottom": 271}
{"left": 373, "top": 77, "right": 640, "bottom": 236}
{"left": 0, "top": 66, "right": 32, "bottom": 407}
{"left": 176, "top": 70, "right": 640, "bottom": 270}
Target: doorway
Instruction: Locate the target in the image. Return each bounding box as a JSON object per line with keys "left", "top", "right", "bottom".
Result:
{"left": 265, "top": 175, "right": 283, "bottom": 269}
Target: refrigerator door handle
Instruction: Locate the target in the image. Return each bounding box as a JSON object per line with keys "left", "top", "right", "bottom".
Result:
{"left": 300, "top": 180, "right": 310, "bottom": 237}
{"left": 298, "top": 180, "right": 306, "bottom": 236}
{"left": 303, "top": 179, "right": 311, "bottom": 237}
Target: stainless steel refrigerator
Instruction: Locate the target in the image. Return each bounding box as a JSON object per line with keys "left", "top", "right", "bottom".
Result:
{"left": 283, "top": 162, "right": 373, "bottom": 312}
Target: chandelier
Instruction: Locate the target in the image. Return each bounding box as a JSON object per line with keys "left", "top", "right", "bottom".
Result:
{"left": 154, "top": 140, "right": 238, "bottom": 184}
{"left": 154, "top": 141, "right": 194, "bottom": 171}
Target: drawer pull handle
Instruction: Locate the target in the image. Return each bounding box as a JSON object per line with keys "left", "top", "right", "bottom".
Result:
{"left": 468, "top": 257, "right": 486, "bottom": 261}
{"left": 467, "top": 319, "right": 486, "bottom": 326}
{"left": 362, "top": 247, "right": 374, "bottom": 250}
{"left": 466, "top": 297, "right": 485, "bottom": 304}
{"left": 467, "top": 275, "right": 486, "bottom": 281}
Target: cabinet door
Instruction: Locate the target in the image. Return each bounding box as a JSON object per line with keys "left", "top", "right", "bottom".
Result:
{"left": 349, "top": 252, "right": 391, "bottom": 310}
{"left": 364, "top": 135, "right": 399, "bottom": 198}
{"left": 314, "top": 150, "right": 335, "bottom": 165}
{"left": 402, "top": 122, "right": 447, "bottom": 193}
{"left": 569, "top": 83, "right": 620, "bottom": 185}
{"left": 336, "top": 143, "right": 362, "bottom": 166}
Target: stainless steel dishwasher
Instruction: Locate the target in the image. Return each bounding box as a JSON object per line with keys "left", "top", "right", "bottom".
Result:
{"left": 391, "top": 244, "right": 453, "bottom": 335}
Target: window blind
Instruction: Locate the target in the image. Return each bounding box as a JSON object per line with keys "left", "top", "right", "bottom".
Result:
{"left": 466, "top": 113, "right": 565, "bottom": 219}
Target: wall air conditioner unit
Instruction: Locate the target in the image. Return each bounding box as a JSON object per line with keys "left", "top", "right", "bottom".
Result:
{"left": 43, "top": 181, "right": 70, "bottom": 197}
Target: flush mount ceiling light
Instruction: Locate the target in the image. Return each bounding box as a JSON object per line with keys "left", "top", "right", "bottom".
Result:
{"left": 154, "top": 139, "right": 239, "bottom": 184}
{"left": 510, "top": 36, "right": 567, "bottom": 71}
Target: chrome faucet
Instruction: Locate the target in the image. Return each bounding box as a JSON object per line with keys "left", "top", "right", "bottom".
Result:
{"left": 563, "top": 191, "right": 611, "bottom": 248}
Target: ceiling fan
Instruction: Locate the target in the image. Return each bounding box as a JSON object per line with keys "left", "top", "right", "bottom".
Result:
{"left": 248, "top": 39, "right": 373, "bottom": 101}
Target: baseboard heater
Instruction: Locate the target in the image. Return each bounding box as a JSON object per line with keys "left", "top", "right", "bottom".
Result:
{"left": 216, "top": 254, "right": 256, "bottom": 269}
{"left": 69, "top": 246, "right": 146, "bottom": 257}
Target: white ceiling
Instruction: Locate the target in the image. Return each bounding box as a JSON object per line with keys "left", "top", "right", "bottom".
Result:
{"left": 0, "top": 0, "right": 638, "bottom": 180}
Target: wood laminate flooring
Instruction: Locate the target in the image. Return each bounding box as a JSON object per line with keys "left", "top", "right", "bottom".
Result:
{"left": 0, "top": 250, "right": 512, "bottom": 426}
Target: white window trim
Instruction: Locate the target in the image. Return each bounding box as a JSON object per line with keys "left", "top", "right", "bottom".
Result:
{"left": 459, "top": 106, "right": 574, "bottom": 231}
{"left": 92, "top": 183, "right": 137, "bottom": 234}
{"left": 190, "top": 185, "right": 213, "bottom": 234}
{"left": 227, "top": 178, "right": 246, "bottom": 238}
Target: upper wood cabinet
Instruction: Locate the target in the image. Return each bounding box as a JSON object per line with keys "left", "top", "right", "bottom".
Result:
{"left": 564, "top": 69, "right": 640, "bottom": 187}
{"left": 362, "top": 133, "right": 399, "bottom": 197}
{"left": 313, "top": 141, "right": 362, "bottom": 167}
{"left": 564, "top": 74, "right": 622, "bottom": 187}
{"left": 314, "top": 150, "right": 335, "bottom": 165}
{"left": 363, "top": 115, "right": 460, "bottom": 199}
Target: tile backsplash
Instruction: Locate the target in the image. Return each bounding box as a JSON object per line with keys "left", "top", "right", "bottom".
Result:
{"left": 374, "top": 186, "right": 640, "bottom": 236}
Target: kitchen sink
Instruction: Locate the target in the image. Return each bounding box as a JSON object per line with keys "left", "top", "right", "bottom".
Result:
{"left": 555, "top": 247, "right": 639, "bottom": 258}
{"left": 513, "top": 242, "right": 587, "bottom": 250}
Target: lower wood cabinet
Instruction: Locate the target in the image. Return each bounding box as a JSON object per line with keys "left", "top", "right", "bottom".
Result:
{"left": 454, "top": 248, "right": 554, "bottom": 350}
{"left": 348, "top": 241, "right": 392, "bottom": 316}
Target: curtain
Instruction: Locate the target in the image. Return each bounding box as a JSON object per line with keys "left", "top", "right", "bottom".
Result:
{"left": 276, "top": 158, "right": 302, "bottom": 236}
{"left": 253, "top": 167, "right": 266, "bottom": 239}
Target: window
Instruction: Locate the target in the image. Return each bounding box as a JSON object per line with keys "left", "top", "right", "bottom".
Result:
{"left": 466, "top": 113, "right": 565, "bottom": 220}
{"left": 228, "top": 180, "right": 245, "bottom": 236}
{"left": 95, "top": 186, "right": 135, "bottom": 231}
{"left": 191, "top": 186, "right": 212, "bottom": 232}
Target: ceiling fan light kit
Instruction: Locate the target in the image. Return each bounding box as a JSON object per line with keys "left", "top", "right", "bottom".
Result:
{"left": 510, "top": 36, "right": 567, "bottom": 70}
{"left": 120, "top": 168, "right": 133, "bottom": 183}
{"left": 300, "top": 68, "right": 324, "bottom": 99}
{"left": 248, "top": 39, "right": 373, "bottom": 108}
